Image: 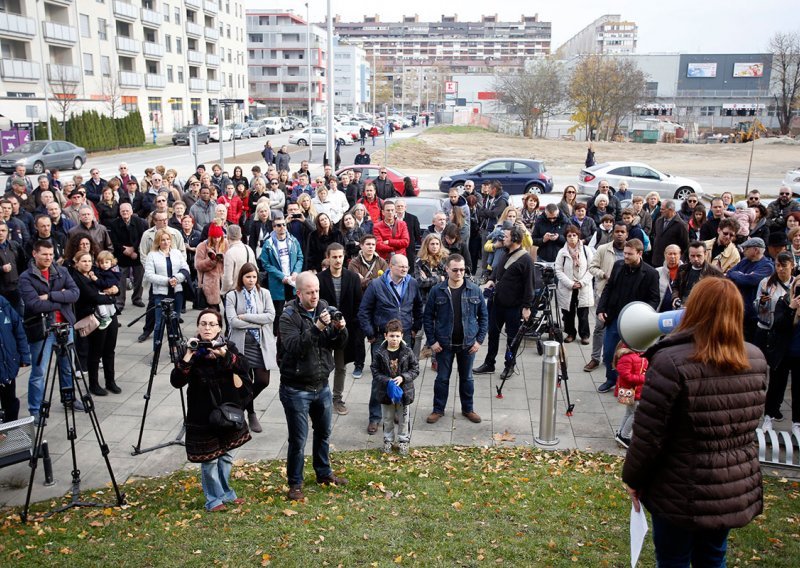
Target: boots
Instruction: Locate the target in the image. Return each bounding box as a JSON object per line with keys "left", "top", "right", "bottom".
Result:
{"left": 248, "top": 411, "right": 262, "bottom": 433}
{"left": 89, "top": 380, "right": 108, "bottom": 397}
{"left": 105, "top": 381, "right": 122, "bottom": 394}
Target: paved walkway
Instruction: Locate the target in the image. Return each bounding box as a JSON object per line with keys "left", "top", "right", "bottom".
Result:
{"left": 0, "top": 304, "right": 793, "bottom": 507}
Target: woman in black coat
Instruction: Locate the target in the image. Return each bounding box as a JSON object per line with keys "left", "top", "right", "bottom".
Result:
{"left": 170, "top": 309, "right": 252, "bottom": 512}
{"left": 69, "top": 250, "right": 121, "bottom": 396}
{"left": 304, "top": 213, "right": 344, "bottom": 272}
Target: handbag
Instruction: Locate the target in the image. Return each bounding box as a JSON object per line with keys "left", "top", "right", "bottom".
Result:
{"left": 23, "top": 313, "right": 48, "bottom": 343}
{"left": 617, "top": 388, "right": 636, "bottom": 406}
{"left": 208, "top": 383, "right": 246, "bottom": 431}
{"left": 74, "top": 314, "right": 100, "bottom": 337}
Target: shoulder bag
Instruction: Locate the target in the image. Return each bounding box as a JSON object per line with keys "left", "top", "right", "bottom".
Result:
{"left": 208, "top": 382, "right": 246, "bottom": 431}
{"left": 74, "top": 314, "right": 100, "bottom": 337}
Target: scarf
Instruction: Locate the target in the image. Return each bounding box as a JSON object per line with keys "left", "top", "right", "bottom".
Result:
{"left": 243, "top": 288, "right": 260, "bottom": 343}
{"left": 568, "top": 244, "right": 582, "bottom": 271}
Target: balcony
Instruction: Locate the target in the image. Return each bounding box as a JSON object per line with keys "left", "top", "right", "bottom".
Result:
{"left": 203, "top": 1, "right": 218, "bottom": 15}
{"left": 0, "top": 12, "right": 36, "bottom": 39}
{"left": 205, "top": 53, "right": 219, "bottom": 67}
{"left": 0, "top": 59, "right": 41, "bottom": 81}
{"left": 116, "top": 35, "right": 141, "bottom": 55}
{"left": 204, "top": 26, "right": 219, "bottom": 41}
{"left": 187, "top": 49, "right": 204, "bottom": 65}
{"left": 119, "top": 71, "right": 143, "bottom": 87}
{"left": 47, "top": 0, "right": 73, "bottom": 5}
{"left": 185, "top": 0, "right": 201, "bottom": 9}
{"left": 189, "top": 77, "right": 205, "bottom": 91}
{"left": 47, "top": 63, "right": 81, "bottom": 83}
{"left": 143, "top": 41, "right": 165, "bottom": 58}
{"left": 145, "top": 73, "right": 166, "bottom": 89}
{"left": 113, "top": 0, "right": 138, "bottom": 22}
{"left": 42, "top": 20, "right": 77, "bottom": 46}
{"left": 207, "top": 79, "right": 220, "bottom": 92}
{"left": 140, "top": 8, "right": 161, "bottom": 27}
{"left": 185, "top": 21, "right": 202, "bottom": 37}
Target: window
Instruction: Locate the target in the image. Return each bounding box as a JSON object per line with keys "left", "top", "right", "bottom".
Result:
{"left": 174, "top": 7, "right": 181, "bottom": 24}
{"left": 165, "top": 35, "right": 172, "bottom": 53}
{"left": 101, "top": 56, "right": 110, "bottom": 77}
{"left": 97, "top": 18, "right": 107, "bottom": 40}
{"left": 167, "top": 65, "right": 173, "bottom": 83}
{"left": 176, "top": 37, "right": 182, "bottom": 54}
{"left": 122, "top": 96, "right": 138, "bottom": 113}
{"left": 80, "top": 14, "right": 91, "bottom": 38}
{"left": 177, "top": 67, "right": 184, "bottom": 84}
{"left": 83, "top": 53, "right": 94, "bottom": 75}
{"left": 163, "top": 3, "right": 170, "bottom": 22}
{"left": 700, "top": 106, "right": 715, "bottom": 116}
{"left": 226, "top": 24, "right": 231, "bottom": 39}
{"left": 171, "top": 97, "right": 183, "bottom": 111}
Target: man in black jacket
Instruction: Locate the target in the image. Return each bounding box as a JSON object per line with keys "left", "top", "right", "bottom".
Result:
{"left": 279, "top": 271, "right": 349, "bottom": 501}
{"left": 24, "top": 215, "right": 65, "bottom": 264}
{"left": 531, "top": 204, "right": 568, "bottom": 262}
{"left": 596, "top": 238, "right": 660, "bottom": 393}
{"left": 0, "top": 220, "right": 27, "bottom": 314}
{"left": 651, "top": 199, "right": 689, "bottom": 266}
{"left": 373, "top": 167, "right": 397, "bottom": 199}
{"left": 108, "top": 203, "right": 149, "bottom": 310}
{"left": 354, "top": 147, "right": 370, "bottom": 165}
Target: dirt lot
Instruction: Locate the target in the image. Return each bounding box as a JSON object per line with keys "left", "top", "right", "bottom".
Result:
{"left": 387, "top": 127, "right": 800, "bottom": 180}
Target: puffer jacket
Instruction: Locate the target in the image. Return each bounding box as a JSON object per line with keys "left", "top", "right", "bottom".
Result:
{"left": 622, "top": 330, "right": 767, "bottom": 530}
{"left": 370, "top": 342, "right": 419, "bottom": 405}
{"left": 0, "top": 295, "right": 30, "bottom": 385}
{"left": 612, "top": 344, "right": 647, "bottom": 400}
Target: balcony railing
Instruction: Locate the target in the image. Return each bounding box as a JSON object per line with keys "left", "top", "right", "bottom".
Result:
{"left": 119, "top": 71, "right": 143, "bottom": 87}
{"left": 47, "top": 63, "right": 81, "bottom": 83}
{"left": 675, "top": 89, "right": 771, "bottom": 98}
{"left": 187, "top": 49, "right": 204, "bottom": 65}
{"left": 204, "top": 26, "right": 219, "bottom": 41}
{"left": 143, "top": 41, "right": 165, "bottom": 58}
{"left": 145, "top": 73, "right": 166, "bottom": 89}
{"left": 42, "top": 20, "right": 77, "bottom": 45}
{"left": 207, "top": 79, "right": 221, "bottom": 92}
{"left": 188, "top": 77, "right": 205, "bottom": 91}
{"left": 204, "top": 1, "right": 218, "bottom": 14}
{"left": 185, "top": 21, "right": 203, "bottom": 37}
{"left": 112, "top": 0, "right": 138, "bottom": 21}
{"left": 140, "top": 8, "right": 161, "bottom": 27}
{"left": 205, "top": 53, "right": 220, "bottom": 66}
{"left": 185, "top": 0, "right": 201, "bottom": 9}
{"left": 116, "top": 35, "right": 141, "bottom": 54}
{"left": 0, "top": 59, "right": 41, "bottom": 81}
{"left": 0, "top": 12, "right": 36, "bottom": 38}
{"left": 47, "top": 0, "right": 73, "bottom": 5}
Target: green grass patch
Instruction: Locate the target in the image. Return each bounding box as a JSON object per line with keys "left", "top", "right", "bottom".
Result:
{"left": 1, "top": 446, "right": 797, "bottom": 566}
{"left": 426, "top": 125, "right": 489, "bottom": 135}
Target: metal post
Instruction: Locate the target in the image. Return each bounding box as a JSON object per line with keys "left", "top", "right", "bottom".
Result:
{"left": 218, "top": 107, "right": 225, "bottom": 171}
{"left": 325, "top": 0, "right": 334, "bottom": 167}
{"left": 35, "top": 0, "right": 52, "bottom": 140}
{"left": 305, "top": 2, "right": 313, "bottom": 162}
{"left": 535, "top": 341, "right": 560, "bottom": 446}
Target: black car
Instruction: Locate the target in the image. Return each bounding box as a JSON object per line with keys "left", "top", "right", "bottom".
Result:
{"left": 438, "top": 158, "right": 554, "bottom": 195}
{"left": 172, "top": 125, "right": 210, "bottom": 145}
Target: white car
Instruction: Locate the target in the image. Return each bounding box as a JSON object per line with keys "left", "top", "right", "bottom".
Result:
{"left": 288, "top": 127, "right": 354, "bottom": 146}
{"left": 784, "top": 168, "right": 800, "bottom": 196}
{"left": 208, "top": 125, "right": 233, "bottom": 142}
{"left": 578, "top": 161, "right": 703, "bottom": 201}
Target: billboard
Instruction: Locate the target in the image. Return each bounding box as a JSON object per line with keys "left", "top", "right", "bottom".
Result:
{"left": 445, "top": 81, "right": 457, "bottom": 94}
{"left": 733, "top": 62, "right": 764, "bottom": 78}
{"left": 687, "top": 63, "right": 717, "bottom": 78}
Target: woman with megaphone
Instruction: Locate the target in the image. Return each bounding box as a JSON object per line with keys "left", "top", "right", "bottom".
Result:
{"left": 622, "top": 277, "right": 766, "bottom": 566}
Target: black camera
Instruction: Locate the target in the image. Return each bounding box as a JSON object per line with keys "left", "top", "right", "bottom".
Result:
{"left": 325, "top": 306, "right": 344, "bottom": 322}
{"left": 291, "top": 213, "right": 303, "bottom": 220}
{"left": 185, "top": 337, "right": 224, "bottom": 351}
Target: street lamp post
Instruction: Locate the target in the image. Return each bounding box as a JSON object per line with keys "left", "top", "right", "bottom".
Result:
{"left": 35, "top": 0, "right": 53, "bottom": 140}
{"left": 306, "top": 2, "right": 313, "bottom": 161}
{"left": 325, "top": 0, "right": 334, "bottom": 166}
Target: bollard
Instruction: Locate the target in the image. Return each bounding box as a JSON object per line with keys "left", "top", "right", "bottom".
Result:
{"left": 535, "top": 341, "right": 560, "bottom": 447}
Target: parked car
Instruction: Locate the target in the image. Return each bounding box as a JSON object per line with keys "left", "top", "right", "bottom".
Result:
{"left": 289, "top": 127, "right": 354, "bottom": 147}
{"left": 0, "top": 140, "right": 87, "bottom": 174}
{"left": 784, "top": 168, "right": 800, "bottom": 196}
{"left": 172, "top": 125, "right": 211, "bottom": 146}
{"left": 230, "top": 123, "right": 252, "bottom": 139}
{"left": 578, "top": 161, "right": 703, "bottom": 201}
{"left": 337, "top": 165, "right": 419, "bottom": 197}
{"left": 208, "top": 125, "right": 233, "bottom": 142}
{"left": 247, "top": 121, "right": 268, "bottom": 137}
{"left": 438, "top": 158, "right": 554, "bottom": 195}
{"left": 284, "top": 116, "right": 306, "bottom": 129}
{"left": 261, "top": 117, "right": 282, "bottom": 135}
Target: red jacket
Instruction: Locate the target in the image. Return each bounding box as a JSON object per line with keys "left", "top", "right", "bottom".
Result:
{"left": 373, "top": 219, "right": 410, "bottom": 260}
{"left": 358, "top": 196, "right": 383, "bottom": 225}
{"left": 218, "top": 195, "right": 244, "bottom": 224}
{"left": 614, "top": 345, "right": 648, "bottom": 400}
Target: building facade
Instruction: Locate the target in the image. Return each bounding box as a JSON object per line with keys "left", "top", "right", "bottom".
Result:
{"left": 333, "top": 39, "right": 369, "bottom": 114}
{"left": 0, "top": 0, "right": 248, "bottom": 134}
{"left": 557, "top": 15, "right": 637, "bottom": 58}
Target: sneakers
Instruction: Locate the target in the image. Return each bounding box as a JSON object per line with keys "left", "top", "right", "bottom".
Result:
{"left": 398, "top": 442, "right": 409, "bottom": 455}
{"left": 762, "top": 415, "right": 774, "bottom": 431}
{"left": 583, "top": 359, "right": 600, "bottom": 372}
{"left": 316, "top": 474, "right": 348, "bottom": 486}
{"left": 426, "top": 412, "right": 443, "bottom": 424}
{"left": 614, "top": 432, "right": 631, "bottom": 449}
{"left": 333, "top": 400, "right": 349, "bottom": 415}
{"left": 287, "top": 485, "right": 305, "bottom": 501}
{"left": 352, "top": 365, "right": 363, "bottom": 379}
{"left": 473, "top": 363, "right": 495, "bottom": 374}
{"left": 597, "top": 379, "right": 616, "bottom": 393}
{"left": 462, "top": 411, "right": 482, "bottom": 423}
{"left": 383, "top": 440, "right": 393, "bottom": 454}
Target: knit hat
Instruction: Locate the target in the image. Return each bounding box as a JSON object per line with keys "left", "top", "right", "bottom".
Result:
{"left": 208, "top": 224, "right": 224, "bottom": 239}
{"left": 741, "top": 237, "right": 765, "bottom": 249}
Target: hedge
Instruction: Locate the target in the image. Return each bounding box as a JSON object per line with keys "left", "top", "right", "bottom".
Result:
{"left": 34, "top": 110, "right": 145, "bottom": 151}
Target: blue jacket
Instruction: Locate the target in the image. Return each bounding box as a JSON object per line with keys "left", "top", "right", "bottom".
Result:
{"left": 259, "top": 232, "right": 304, "bottom": 301}
{"left": 358, "top": 272, "right": 423, "bottom": 340}
{"left": 727, "top": 256, "right": 775, "bottom": 322}
{"left": 0, "top": 294, "right": 30, "bottom": 384}
{"left": 424, "top": 280, "right": 488, "bottom": 349}
{"left": 19, "top": 262, "right": 80, "bottom": 326}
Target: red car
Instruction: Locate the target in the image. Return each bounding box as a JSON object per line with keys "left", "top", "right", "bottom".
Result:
{"left": 336, "top": 165, "right": 420, "bottom": 197}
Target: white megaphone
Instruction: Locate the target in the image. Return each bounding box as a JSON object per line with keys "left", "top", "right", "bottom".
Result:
{"left": 617, "top": 302, "right": 685, "bottom": 352}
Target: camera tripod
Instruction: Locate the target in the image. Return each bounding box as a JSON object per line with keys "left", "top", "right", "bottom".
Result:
{"left": 21, "top": 324, "right": 126, "bottom": 523}
{"left": 495, "top": 266, "right": 576, "bottom": 416}
{"left": 128, "top": 298, "right": 188, "bottom": 455}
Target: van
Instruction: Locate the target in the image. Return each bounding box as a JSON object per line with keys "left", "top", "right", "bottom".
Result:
{"left": 262, "top": 117, "right": 282, "bottom": 135}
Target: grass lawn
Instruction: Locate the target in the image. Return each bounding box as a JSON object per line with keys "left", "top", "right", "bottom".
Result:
{"left": 1, "top": 446, "right": 797, "bottom": 567}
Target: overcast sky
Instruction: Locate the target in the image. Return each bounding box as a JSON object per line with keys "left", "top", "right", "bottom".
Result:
{"left": 249, "top": 0, "right": 799, "bottom": 54}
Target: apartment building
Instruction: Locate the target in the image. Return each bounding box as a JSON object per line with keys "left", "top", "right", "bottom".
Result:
{"left": 0, "top": 0, "right": 248, "bottom": 134}
{"left": 333, "top": 39, "right": 369, "bottom": 114}
{"left": 557, "top": 14, "right": 638, "bottom": 58}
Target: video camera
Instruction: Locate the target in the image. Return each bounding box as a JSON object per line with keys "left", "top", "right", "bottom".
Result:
{"left": 534, "top": 261, "right": 556, "bottom": 288}
{"left": 321, "top": 306, "right": 343, "bottom": 323}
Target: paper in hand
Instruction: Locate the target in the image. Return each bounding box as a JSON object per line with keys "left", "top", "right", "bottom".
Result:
{"left": 630, "top": 504, "right": 648, "bottom": 567}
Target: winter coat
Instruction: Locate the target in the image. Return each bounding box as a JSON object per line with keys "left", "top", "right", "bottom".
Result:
{"left": 318, "top": 268, "right": 363, "bottom": 364}
{"left": 19, "top": 263, "right": 79, "bottom": 326}
{"left": 68, "top": 221, "right": 113, "bottom": 252}
{"left": 622, "top": 330, "right": 766, "bottom": 530}
{"left": 275, "top": 151, "right": 291, "bottom": 173}
{"left": 108, "top": 215, "right": 148, "bottom": 267}
{"left": 596, "top": 260, "right": 660, "bottom": 323}
{"left": 348, "top": 252, "right": 388, "bottom": 291}
{"left": 189, "top": 199, "right": 216, "bottom": 229}
{"left": 224, "top": 287, "right": 279, "bottom": 371}
{"left": 531, "top": 212, "right": 568, "bottom": 262}
{"left": 304, "top": 229, "right": 345, "bottom": 272}
{"left": 0, "top": 294, "right": 30, "bottom": 385}
{"left": 612, "top": 346, "right": 648, "bottom": 400}
{"left": 218, "top": 195, "right": 244, "bottom": 225}
{"left": 727, "top": 256, "right": 775, "bottom": 323}
{"left": 259, "top": 232, "right": 304, "bottom": 301}
{"left": 194, "top": 241, "right": 225, "bottom": 306}
{"left": 144, "top": 249, "right": 190, "bottom": 296}
{"left": 370, "top": 342, "right": 419, "bottom": 406}
{"left": 68, "top": 268, "right": 118, "bottom": 321}
{"left": 414, "top": 257, "right": 447, "bottom": 304}
{"left": 373, "top": 220, "right": 410, "bottom": 260}
{"left": 221, "top": 241, "right": 257, "bottom": 295}
{"left": 554, "top": 243, "right": 595, "bottom": 309}
{"left": 358, "top": 272, "right": 422, "bottom": 340}
{"left": 357, "top": 196, "right": 383, "bottom": 224}
{"left": 704, "top": 238, "right": 740, "bottom": 274}
{"left": 652, "top": 216, "right": 689, "bottom": 267}
{"left": 587, "top": 242, "right": 622, "bottom": 297}
{"left": 670, "top": 262, "right": 724, "bottom": 308}
{"left": 0, "top": 241, "right": 26, "bottom": 295}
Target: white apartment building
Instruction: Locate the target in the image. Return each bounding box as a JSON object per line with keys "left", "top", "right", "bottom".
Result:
{"left": 0, "top": 0, "right": 248, "bottom": 134}
{"left": 557, "top": 14, "right": 638, "bottom": 58}
{"left": 333, "top": 39, "right": 369, "bottom": 114}
{"left": 246, "top": 9, "right": 328, "bottom": 118}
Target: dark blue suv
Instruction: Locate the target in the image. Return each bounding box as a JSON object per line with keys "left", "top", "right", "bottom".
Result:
{"left": 438, "top": 158, "right": 553, "bottom": 195}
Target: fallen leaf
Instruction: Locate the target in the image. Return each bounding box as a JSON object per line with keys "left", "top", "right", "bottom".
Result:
{"left": 282, "top": 509, "right": 299, "bottom": 517}
{"left": 493, "top": 430, "right": 516, "bottom": 442}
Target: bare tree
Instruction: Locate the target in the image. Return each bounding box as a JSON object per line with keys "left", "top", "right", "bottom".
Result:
{"left": 768, "top": 32, "right": 800, "bottom": 135}
{"left": 49, "top": 65, "right": 80, "bottom": 134}
{"left": 496, "top": 58, "right": 567, "bottom": 137}
{"left": 101, "top": 73, "right": 123, "bottom": 119}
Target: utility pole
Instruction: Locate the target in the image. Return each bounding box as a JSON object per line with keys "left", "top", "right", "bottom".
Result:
{"left": 35, "top": 0, "right": 52, "bottom": 140}
{"left": 305, "top": 2, "right": 313, "bottom": 162}
{"left": 325, "top": 0, "right": 334, "bottom": 166}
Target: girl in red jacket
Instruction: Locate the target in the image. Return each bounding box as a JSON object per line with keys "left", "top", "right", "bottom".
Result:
{"left": 613, "top": 342, "right": 648, "bottom": 448}
{"left": 218, "top": 182, "right": 244, "bottom": 225}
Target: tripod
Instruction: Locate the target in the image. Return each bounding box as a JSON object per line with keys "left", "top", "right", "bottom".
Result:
{"left": 495, "top": 267, "right": 576, "bottom": 415}
{"left": 21, "top": 324, "right": 126, "bottom": 523}
{"left": 129, "top": 298, "right": 188, "bottom": 455}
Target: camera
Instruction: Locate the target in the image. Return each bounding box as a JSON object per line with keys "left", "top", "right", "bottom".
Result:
{"left": 291, "top": 213, "right": 303, "bottom": 220}
{"left": 185, "top": 337, "right": 224, "bottom": 351}
{"left": 535, "top": 261, "right": 556, "bottom": 286}
{"left": 325, "top": 306, "right": 343, "bottom": 322}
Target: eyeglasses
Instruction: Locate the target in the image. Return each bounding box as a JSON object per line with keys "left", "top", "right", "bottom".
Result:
{"left": 747, "top": 196, "right": 759, "bottom": 200}
{"left": 198, "top": 321, "right": 220, "bottom": 328}
{"left": 271, "top": 182, "right": 279, "bottom": 185}
{"left": 379, "top": 171, "right": 387, "bottom": 175}
{"left": 721, "top": 231, "right": 736, "bottom": 237}
{"left": 780, "top": 193, "right": 791, "bottom": 196}
{"left": 687, "top": 199, "right": 698, "bottom": 203}
{"left": 156, "top": 199, "right": 167, "bottom": 203}
{"left": 565, "top": 190, "right": 576, "bottom": 194}
{"left": 449, "top": 267, "right": 466, "bottom": 272}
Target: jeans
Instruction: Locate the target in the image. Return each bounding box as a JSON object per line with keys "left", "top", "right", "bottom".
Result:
{"left": 602, "top": 318, "right": 621, "bottom": 384}
{"left": 651, "top": 513, "right": 730, "bottom": 567}
{"left": 484, "top": 303, "right": 523, "bottom": 367}
{"left": 368, "top": 332, "right": 412, "bottom": 423}
{"left": 279, "top": 384, "right": 333, "bottom": 487}
{"left": 619, "top": 401, "right": 638, "bottom": 438}
{"left": 591, "top": 313, "right": 606, "bottom": 361}
{"left": 433, "top": 346, "right": 476, "bottom": 414}
{"left": 333, "top": 349, "right": 346, "bottom": 403}
{"left": 381, "top": 403, "right": 410, "bottom": 443}
{"left": 28, "top": 329, "right": 75, "bottom": 416}
{"left": 200, "top": 451, "right": 237, "bottom": 511}
{"left": 153, "top": 293, "right": 184, "bottom": 350}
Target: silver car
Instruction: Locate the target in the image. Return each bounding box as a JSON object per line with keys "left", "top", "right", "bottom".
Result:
{"left": 578, "top": 161, "right": 703, "bottom": 201}
{"left": 246, "top": 121, "right": 268, "bottom": 137}
{"left": 0, "top": 140, "right": 87, "bottom": 175}
{"left": 784, "top": 168, "right": 800, "bottom": 196}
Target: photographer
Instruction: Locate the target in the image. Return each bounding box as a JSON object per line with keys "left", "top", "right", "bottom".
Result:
{"left": 170, "top": 309, "right": 252, "bottom": 512}
{"left": 279, "top": 272, "right": 349, "bottom": 501}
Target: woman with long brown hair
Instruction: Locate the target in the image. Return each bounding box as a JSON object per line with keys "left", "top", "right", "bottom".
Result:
{"left": 623, "top": 277, "right": 766, "bottom": 566}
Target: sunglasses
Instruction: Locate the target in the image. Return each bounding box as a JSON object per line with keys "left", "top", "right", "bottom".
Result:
{"left": 379, "top": 171, "right": 387, "bottom": 174}
{"left": 780, "top": 193, "right": 791, "bottom": 196}
{"left": 273, "top": 222, "right": 285, "bottom": 227}
{"left": 449, "top": 267, "right": 465, "bottom": 272}
{"left": 687, "top": 199, "right": 698, "bottom": 203}
{"left": 721, "top": 231, "right": 736, "bottom": 237}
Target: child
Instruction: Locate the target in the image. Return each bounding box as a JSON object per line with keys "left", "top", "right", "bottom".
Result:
{"left": 371, "top": 319, "right": 419, "bottom": 455}
{"left": 589, "top": 214, "right": 615, "bottom": 249}
{"left": 91, "top": 251, "right": 121, "bottom": 329}
{"left": 612, "top": 341, "right": 648, "bottom": 449}
{"left": 482, "top": 222, "right": 509, "bottom": 279}
{"left": 729, "top": 204, "right": 754, "bottom": 243}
